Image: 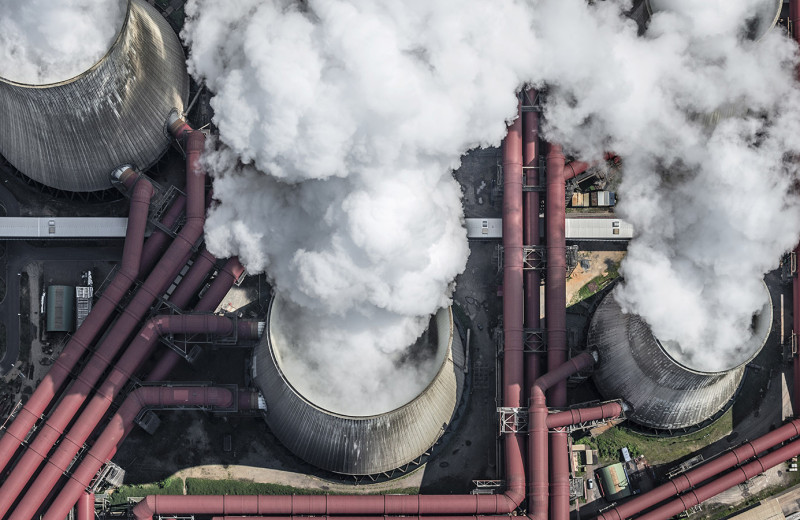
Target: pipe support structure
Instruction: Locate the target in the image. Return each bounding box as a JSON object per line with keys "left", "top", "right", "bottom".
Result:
{"left": 0, "top": 125, "right": 207, "bottom": 516}
{"left": 0, "top": 171, "right": 153, "bottom": 481}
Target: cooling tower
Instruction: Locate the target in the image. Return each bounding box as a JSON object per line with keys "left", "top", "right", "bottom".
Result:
{"left": 588, "top": 283, "right": 772, "bottom": 431}
{"left": 645, "top": 0, "right": 781, "bottom": 41}
{"left": 0, "top": 0, "right": 188, "bottom": 192}
{"left": 252, "top": 298, "right": 466, "bottom": 475}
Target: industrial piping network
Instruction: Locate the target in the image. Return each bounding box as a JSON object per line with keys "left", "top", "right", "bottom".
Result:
{"left": 0, "top": 168, "right": 154, "bottom": 478}
{"left": 13, "top": 315, "right": 260, "bottom": 519}
{"left": 0, "top": 121, "right": 210, "bottom": 515}
{"left": 125, "top": 98, "right": 623, "bottom": 520}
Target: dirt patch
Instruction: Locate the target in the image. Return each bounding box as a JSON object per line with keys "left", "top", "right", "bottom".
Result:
{"left": 566, "top": 251, "right": 625, "bottom": 305}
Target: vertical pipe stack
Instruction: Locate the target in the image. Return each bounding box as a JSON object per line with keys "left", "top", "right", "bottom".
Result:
{"left": 501, "top": 100, "right": 527, "bottom": 506}
{"left": 522, "top": 89, "right": 542, "bottom": 394}
{"left": 545, "top": 142, "right": 569, "bottom": 520}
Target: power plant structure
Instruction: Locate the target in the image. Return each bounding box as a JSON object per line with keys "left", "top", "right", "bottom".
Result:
{"left": 0, "top": 0, "right": 187, "bottom": 193}
{"left": 588, "top": 283, "right": 773, "bottom": 432}
{"left": 253, "top": 298, "right": 466, "bottom": 476}
{"left": 0, "top": 1, "right": 800, "bottom": 520}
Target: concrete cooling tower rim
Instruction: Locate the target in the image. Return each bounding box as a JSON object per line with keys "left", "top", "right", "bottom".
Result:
{"left": 655, "top": 279, "right": 772, "bottom": 375}
{"left": 266, "top": 296, "right": 451, "bottom": 418}
{"left": 645, "top": 0, "right": 781, "bottom": 42}
{"left": 0, "top": 0, "right": 130, "bottom": 87}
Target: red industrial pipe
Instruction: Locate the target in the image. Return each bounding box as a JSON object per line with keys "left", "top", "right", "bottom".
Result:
{"left": 564, "top": 161, "right": 590, "bottom": 181}
{"left": 545, "top": 141, "right": 570, "bottom": 520}
{"left": 76, "top": 493, "right": 93, "bottom": 520}
{"left": 596, "top": 418, "right": 800, "bottom": 520}
{"left": 545, "top": 401, "right": 624, "bottom": 429}
{"left": 794, "top": 243, "right": 800, "bottom": 414}
{"left": 128, "top": 112, "right": 531, "bottom": 520}
{"left": 0, "top": 169, "right": 153, "bottom": 477}
{"left": 501, "top": 98, "right": 527, "bottom": 509}
{"left": 637, "top": 437, "right": 800, "bottom": 520}
{"left": 0, "top": 125, "right": 207, "bottom": 515}
{"left": 138, "top": 194, "right": 187, "bottom": 278}
{"left": 126, "top": 353, "right": 601, "bottom": 520}
{"left": 147, "top": 256, "right": 246, "bottom": 382}
{"left": 522, "top": 88, "right": 542, "bottom": 396}
{"left": 43, "top": 385, "right": 247, "bottom": 520}
{"left": 15, "top": 316, "right": 260, "bottom": 520}
{"left": 530, "top": 352, "right": 597, "bottom": 520}
{"left": 563, "top": 152, "right": 619, "bottom": 182}
{"left": 168, "top": 246, "right": 218, "bottom": 306}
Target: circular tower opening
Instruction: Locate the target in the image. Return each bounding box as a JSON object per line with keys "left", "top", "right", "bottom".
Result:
{"left": 252, "top": 297, "right": 466, "bottom": 475}
{"left": 588, "top": 280, "right": 772, "bottom": 431}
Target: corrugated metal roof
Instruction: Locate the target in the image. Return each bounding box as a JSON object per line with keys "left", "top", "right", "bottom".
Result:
{"left": 46, "top": 285, "right": 75, "bottom": 332}
{"left": 0, "top": 217, "right": 130, "bottom": 238}
{"left": 588, "top": 289, "right": 770, "bottom": 430}
{"left": 597, "top": 463, "right": 632, "bottom": 502}
{"left": 465, "top": 218, "right": 502, "bottom": 239}
{"left": 565, "top": 218, "right": 634, "bottom": 240}
{"left": 253, "top": 305, "right": 466, "bottom": 475}
{"left": 0, "top": 0, "right": 188, "bottom": 192}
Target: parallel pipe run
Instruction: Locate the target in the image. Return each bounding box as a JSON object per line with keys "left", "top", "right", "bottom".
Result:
{"left": 522, "top": 88, "right": 542, "bottom": 397}
{"left": 20, "top": 316, "right": 259, "bottom": 520}
{"left": 76, "top": 493, "right": 94, "bottom": 520}
{"left": 44, "top": 263, "right": 251, "bottom": 520}
{"left": 545, "top": 142, "right": 570, "bottom": 520}
{"left": 128, "top": 110, "right": 529, "bottom": 520}
{"left": 530, "top": 352, "right": 597, "bottom": 520}
{"left": 0, "top": 170, "right": 153, "bottom": 478}
{"left": 638, "top": 438, "right": 800, "bottom": 520}
{"left": 795, "top": 244, "right": 800, "bottom": 413}
{"left": 138, "top": 193, "right": 186, "bottom": 278}
{"left": 147, "top": 256, "right": 246, "bottom": 382}
{"left": 596, "top": 418, "right": 800, "bottom": 520}
{"left": 45, "top": 385, "right": 257, "bottom": 520}
{"left": 501, "top": 101, "right": 528, "bottom": 508}
{"left": 127, "top": 354, "right": 602, "bottom": 520}
{"left": 0, "top": 125, "right": 207, "bottom": 516}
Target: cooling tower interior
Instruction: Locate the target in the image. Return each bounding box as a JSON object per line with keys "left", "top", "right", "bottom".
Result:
{"left": 645, "top": 0, "right": 781, "bottom": 41}
{"left": 251, "top": 298, "right": 466, "bottom": 475}
{"left": 588, "top": 282, "right": 773, "bottom": 431}
{"left": 0, "top": 0, "right": 188, "bottom": 192}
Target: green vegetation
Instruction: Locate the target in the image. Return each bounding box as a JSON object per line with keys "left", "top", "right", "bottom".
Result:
{"left": 575, "top": 409, "right": 733, "bottom": 466}
{"left": 185, "top": 478, "right": 326, "bottom": 495}
{"left": 114, "top": 477, "right": 420, "bottom": 500}
{"left": 569, "top": 261, "right": 620, "bottom": 305}
{"left": 109, "top": 478, "right": 183, "bottom": 505}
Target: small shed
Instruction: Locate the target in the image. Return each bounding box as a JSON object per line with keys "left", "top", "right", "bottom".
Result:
{"left": 596, "top": 463, "right": 632, "bottom": 502}
{"left": 46, "top": 285, "right": 75, "bottom": 332}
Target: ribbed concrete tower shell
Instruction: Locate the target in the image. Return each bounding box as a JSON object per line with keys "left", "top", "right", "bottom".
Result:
{"left": 252, "top": 299, "right": 466, "bottom": 475}
{"left": 588, "top": 284, "right": 772, "bottom": 431}
{"left": 645, "top": 0, "right": 781, "bottom": 41}
{"left": 0, "top": 0, "right": 188, "bottom": 192}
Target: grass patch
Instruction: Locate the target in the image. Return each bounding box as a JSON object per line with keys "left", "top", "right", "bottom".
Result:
{"left": 570, "top": 261, "right": 620, "bottom": 305}
{"left": 109, "top": 478, "right": 183, "bottom": 505}
{"left": 575, "top": 409, "right": 733, "bottom": 466}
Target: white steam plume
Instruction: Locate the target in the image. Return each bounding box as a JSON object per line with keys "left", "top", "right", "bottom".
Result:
{"left": 182, "top": 0, "right": 800, "bottom": 410}
{"left": 0, "top": 0, "right": 126, "bottom": 84}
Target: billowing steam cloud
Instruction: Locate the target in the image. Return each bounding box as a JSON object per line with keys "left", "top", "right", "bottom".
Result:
{"left": 182, "top": 0, "right": 800, "bottom": 408}
{"left": 0, "top": 0, "right": 126, "bottom": 84}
